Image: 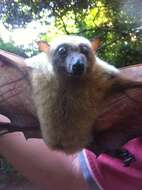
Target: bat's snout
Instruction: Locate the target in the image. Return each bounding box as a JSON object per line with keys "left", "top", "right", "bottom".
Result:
{"left": 66, "top": 53, "right": 87, "bottom": 76}
{"left": 72, "top": 60, "right": 86, "bottom": 75}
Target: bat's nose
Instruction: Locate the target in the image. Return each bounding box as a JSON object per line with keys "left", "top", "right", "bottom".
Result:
{"left": 72, "top": 60, "right": 85, "bottom": 75}
{"left": 66, "top": 52, "right": 87, "bottom": 76}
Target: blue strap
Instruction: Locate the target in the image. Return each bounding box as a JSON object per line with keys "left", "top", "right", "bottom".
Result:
{"left": 79, "top": 151, "right": 101, "bottom": 190}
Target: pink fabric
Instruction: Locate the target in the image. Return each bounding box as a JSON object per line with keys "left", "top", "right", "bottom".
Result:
{"left": 84, "top": 137, "right": 142, "bottom": 190}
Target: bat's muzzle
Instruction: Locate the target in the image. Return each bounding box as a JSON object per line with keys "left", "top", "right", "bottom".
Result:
{"left": 72, "top": 60, "right": 86, "bottom": 75}
{"left": 66, "top": 53, "right": 87, "bottom": 76}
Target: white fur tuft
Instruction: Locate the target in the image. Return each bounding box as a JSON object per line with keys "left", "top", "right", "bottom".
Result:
{"left": 25, "top": 52, "right": 54, "bottom": 75}
{"left": 96, "top": 57, "right": 119, "bottom": 74}
{"left": 50, "top": 35, "right": 91, "bottom": 52}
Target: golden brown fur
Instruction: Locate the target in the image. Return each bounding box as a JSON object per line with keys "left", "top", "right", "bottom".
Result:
{"left": 31, "top": 66, "right": 118, "bottom": 153}
{"left": 29, "top": 35, "right": 124, "bottom": 154}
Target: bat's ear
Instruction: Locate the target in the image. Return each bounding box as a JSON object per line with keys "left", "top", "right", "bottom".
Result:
{"left": 37, "top": 41, "right": 50, "bottom": 53}
{"left": 91, "top": 37, "right": 101, "bottom": 52}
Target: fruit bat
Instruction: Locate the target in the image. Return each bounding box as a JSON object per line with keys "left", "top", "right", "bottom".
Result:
{"left": 0, "top": 36, "right": 142, "bottom": 166}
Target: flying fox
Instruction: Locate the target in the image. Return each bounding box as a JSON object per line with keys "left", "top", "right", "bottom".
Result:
{"left": 0, "top": 36, "right": 142, "bottom": 166}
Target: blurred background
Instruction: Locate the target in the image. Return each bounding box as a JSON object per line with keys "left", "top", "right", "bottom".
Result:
{"left": 0, "top": 0, "right": 142, "bottom": 67}
{"left": 0, "top": 1, "right": 142, "bottom": 188}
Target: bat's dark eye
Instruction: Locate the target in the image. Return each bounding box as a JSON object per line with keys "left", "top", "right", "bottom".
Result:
{"left": 57, "top": 46, "right": 67, "bottom": 56}
{"left": 80, "top": 45, "right": 89, "bottom": 55}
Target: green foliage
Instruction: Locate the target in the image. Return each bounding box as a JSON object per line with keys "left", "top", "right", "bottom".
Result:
{"left": 0, "top": 38, "right": 28, "bottom": 57}
{"left": 0, "top": 0, "right": 142, "bottom": 67}
{"left": 0, "top": 37, "right": 39, "bottom": 58}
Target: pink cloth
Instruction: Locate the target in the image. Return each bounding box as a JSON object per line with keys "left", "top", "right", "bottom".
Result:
{"left": 80, "top": 137, "right": 142, "bottom": 190}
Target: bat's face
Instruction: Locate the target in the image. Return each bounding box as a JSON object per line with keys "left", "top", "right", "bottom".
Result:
{"left": 48, "top": 36, "right": 96, "bottom": 78}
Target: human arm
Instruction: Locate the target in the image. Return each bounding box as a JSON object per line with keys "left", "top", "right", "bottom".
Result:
{"left": 0, "top": 132, "right": 91, "bottom": 190}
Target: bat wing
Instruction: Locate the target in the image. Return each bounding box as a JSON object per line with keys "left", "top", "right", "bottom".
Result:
{"left": 90, "top": 64, "right": 142, "bottom": 154}
{"left": 0, "top": 49, "right": 40, "bottom": 132}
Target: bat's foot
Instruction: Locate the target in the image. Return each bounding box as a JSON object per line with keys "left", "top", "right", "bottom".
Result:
{"left": 114, "top": 149, "right": 135, "bottom": 167}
